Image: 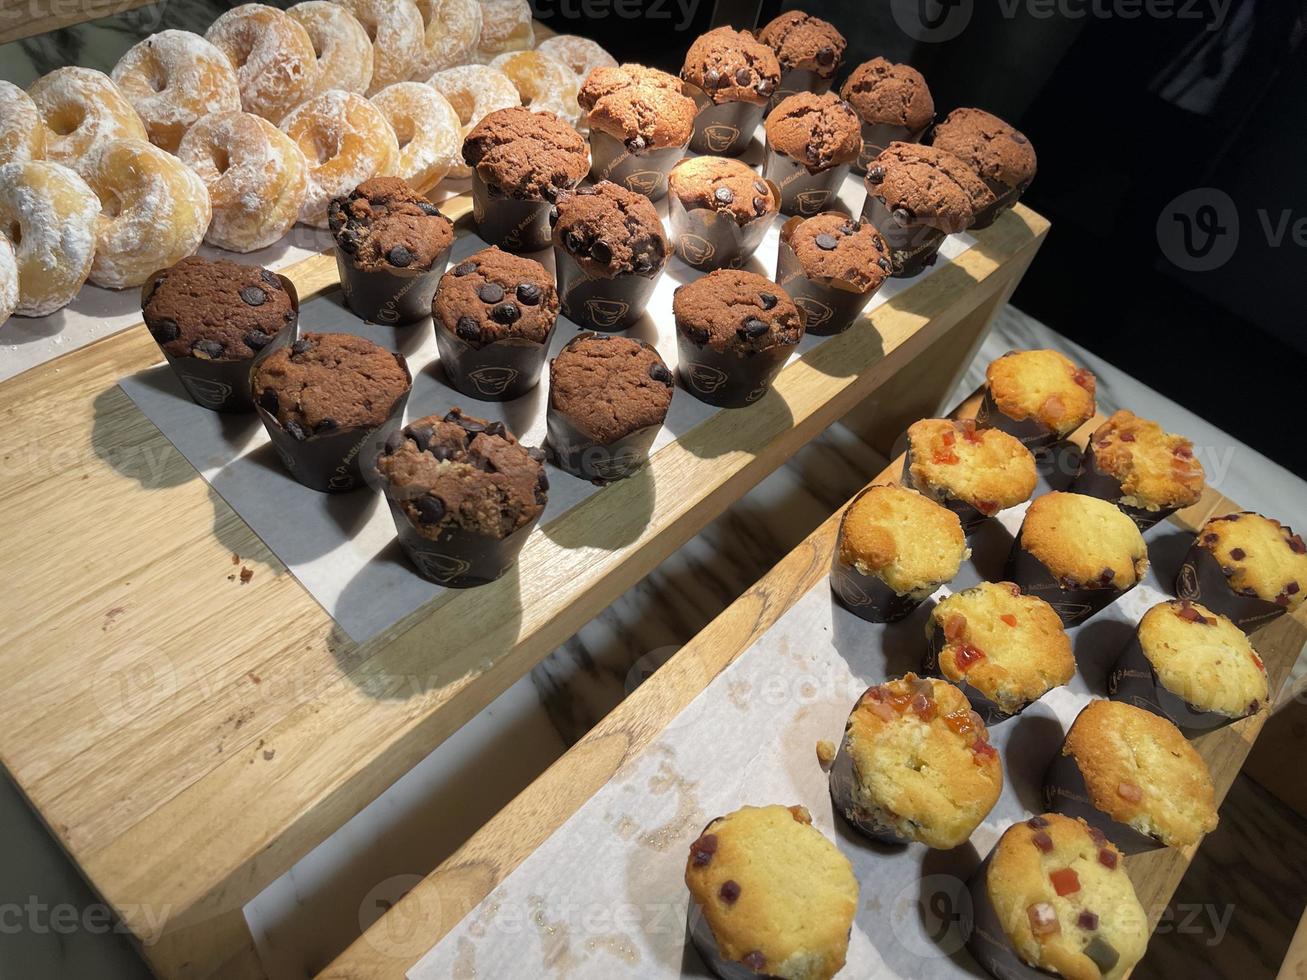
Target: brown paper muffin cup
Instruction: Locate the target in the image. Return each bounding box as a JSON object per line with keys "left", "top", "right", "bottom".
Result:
{"left": 668, "top": 177, "right": 780, "bottom": 271}
{"left": 684, "top": 82, "right": 765, "bottom": 157}
{"left": 143, "top": 271, "right": 300, "bottom": 414}
{"left": 1006, "top": 536, "right": 1133, "bottom": 627}
{"left": 860, "top": 192, "right": 948, "bottom": 278}
{"left": 1042, "top": 752, "right": 1163, "bottom": 854}
{"left": 588, "top": 129, "right": 688, "bottom": 201}
{"left": 762, "top": 143, "right": 852, "bottom": 217}
{"left": 675, "top": 329, "right": 793, "bottom": 409}
{"left": 766, "top": 67, "right": 833, "bottom": 112}
{"left": 773, "top": 215, "right": 881, "bottom": 337}
{"left": 968, "top": 179, "right": 1027, "bottom": 231}
{"left": 975, "top": 388, "right": 1063, "bottom": 455}
{"left": 829, "top": 492, "right": 929, "bottom": 623}
{"left": 923, "top": 620, "right": 1027, "bottom": 725}
{"left": 1107, "top": 631, "right": 1251, "bottom": 735}
{"left": 471, "top": 171, "right": 554, "bottom": 252}
{"left": 899, "top": 449, "right": 996, "bottom": 535}
{"left": 966, "top": 851, "right": 1063, "bottom": 980}
{"left": 828, "top": 731, "right": 915, "bottom": 844}
{"left": 335, "top": 243, "right": 451, "bottom": 326}
{"left": 385, "top": 496, "right": 540, "bottom": 587}
{"left": 1069, "top": 442, "right": 1177, "bottom": 532}
{"left": 255, "top": 352, "right": 412, "bottom": 493}
{"left": 546, "top": 406, "right": 661, "bottom": 482}
{"left": 687, "top": 897, "right": 776, "bottom": 980}
{"left": 553, "top": 245, "right": 662, "bottom": 333}
{"left": 853, "top": 120, "right": 928, "bottom": 174}
{"left": 1174, "top": 542, "right": 1286, "bottom": 633}
{"left": 434, "top": 318, "right": 557, "bottom": 402}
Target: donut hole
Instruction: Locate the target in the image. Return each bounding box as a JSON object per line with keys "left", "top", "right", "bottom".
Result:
{"left": 308, "top": 132, "right": 341, "bottom": 165}
{"left": 99, "top": 190, "right": 124, "bottom": 220}
{"left": 146, "top": 63, "right": 167, "bottom": 93}
{"left": 389, "top": 115, "right": 416, "bottom": 151}
{"left": 46, "top": 105, "right": 85, "bottom": 137}
{"left": 5, "top": 222, "right": 20, "bottom": 248}
{"left": 209, "top": 145, "right": 232, "bottom": 175}
{"left": 444, "top": 91, "right": 475, "bottom": 125}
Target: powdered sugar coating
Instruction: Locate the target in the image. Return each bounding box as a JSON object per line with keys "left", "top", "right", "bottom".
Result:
{"left": 27, "top": 67, "right": 146, "bottom": 174}
{"left": 206, "top": 4, "right": 320, "bottom": 123}
{"left": 330, "top": 0, "right": 425, "bottom": 95}
{"left": 411, "top": 0, "right": 482, "bottom": 77}
{"left": 0, "top": 161, "right": 99, "bottom": 316}
{"left": 370, "top": 82, "right": 460, "bottom": 194}
{"left": 426, "top": 64, "right": 520, "bottom": 178}
{"left": 178, "top": 110, "right": 310, "bottom": 252}
{"left": 288, "top": 1, "right": 375, "bottom": 95}
{"left": 0, "top": 81, "right": 46, "bottom": 166}
{"left": 474, "top": 0, "right": 532, "bottom": 61}
{"left": 0, "top": 235, "right": 17, "bottom": 326}
{"left": 489, "top": 49, "right": 580, "bottom": 126}
{"left": 537, "top": 34, "right": 616, "bottom": 79}
{"left": 280, "top": 89, "right": 399, "bottom": 227}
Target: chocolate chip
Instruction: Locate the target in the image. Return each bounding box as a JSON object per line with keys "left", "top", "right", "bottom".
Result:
{"left": 285, "top": 419, "right": 307, "bottom": 441}
{"left": 815, "top": 233, "right": 839, "bottom": 251}
{"left": 260, "top": 269, "right": 281, "bottom": 289}
{"left": 719, "top": 880, "right": 741, "bottom": 904}
{"left": 192, "top": 339, "right": 224, "bottom": 359}
{"left": 753, "top": 196, "right": 768, "bottom": 215}
{"left": 754, "top": 180, "right": 768, "bottom": 195}
{"left": 244, "top": 330, "right": 272, "bottom": 351}
{"left": 409, "top": 425, "right": 434, "bottom": 452}
{"left": 527, "top": 446, "right": 547, "bottom": 463}
{"left": 291, "top": 338, "right": 312, "bottom": 356}
{"left": 867, "top": 165, "right": 886, "bottom": 184}
{"left": 1289, "top": 581, "right": 1301, "bottom": 594}
{"left": 564, "top": 231, "right": 585, "bottom": 253}
{"left": 383, "top": 428, "right": 405, "bottom": 455}
{"left": 633, "top": 255, "right": 655, "bottom": 275}
{"left": 150, "top": 319, "right": 179, "bottom": 343}
{"left": 756, "top": 78, "right": 774, "bottom": 96}
{"left": 548, "top": 205, "right": 559, "bottom": 225}
{"left": 491, "top": 302, "right": 520, "bottom": 324}
{"left": 714, "top": 186, "right": 734, "bottom": 205}
{"left": 485, "top": 420, "right": 507, "bottom": 437}
{"left": 453, "top": 260, "right": 477, "bottom": 276}
{"left": 759, "top": 292, "right": 777, "bottom": 309}
{"left": 687, "top": 325, "right": 710, "bottom": 344}
{"left": 415, "top": 495, "right": 445, "bottom": 524}
{"left": 734, "top": 67, "right": 751, "bottom": 86}
{"left": 456, "top": 416, "right": 486, "bottom": 433}
{"left": 591, "top": 240, "right": 614, "bottom": 264}
{"left": 419, "top": 201, "right": 441, "bottom": 216}
{"left": 1230, "top": 547, "right": 1247, "bottom": 560}
{"left": 704, "top": 68, "right": 720, "bottom": 89}
{"left": 537, "top": 469, "right": 549, "bottom": 491}
{"left": 431, "top": 444, "right": 454, "bottom": 462}
{"left": 817, "top": 45, "right": 835, "bottom": 65}
{"left": 258, "top": 388, "right": 279, "bottom": 414}
{"left": 1012, "top": 133, "right": 1029, "bottom": 144}
{"left": 478, "top": 282, "right": 505, "bottom": 304}
{"left": 625, "top": 135, "right": 646, "bottom": 152}
{"left": 649, "top": 363, "right": 673, "bottom": 385}
{"left": 456, "top": 315, "right": 481, "bottom": 341}
{"left": 388, "top": 246, "right": 414, "bottom": 267}
{"left": 239, "top": 285, "right": 267, "bottom": 307}
{"left": 741, "top": 317, "right": 769, "bottom": 338}
{"left": 690, "top": 833, "right": 718, "bottom": 867}
{"left": 878, "top": 257, "right": 892, "bottom": 272}
{"left": 316, "top": 418, "right": 337, "bottom": 432}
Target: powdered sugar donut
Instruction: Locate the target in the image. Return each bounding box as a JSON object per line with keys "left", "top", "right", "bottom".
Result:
{"left": 0, "top": 81, "right": 46, "bottom": 166}
{"left": 490, "top": 49, "right": 580, "bottom": 126}
{"left": 370, "top": 82, "right": 460, "bottom": 193}
{"left": 27, "top": 67, "right": 146, "bottom": 174}
{"left": 280, "top": 89, "right": 399, "bottom": 226}
{"left": 288, "top": 1, "right": 374, "bottom": 95}
{"left": 0, "top": 235, "right": 17, "bottom": 326}
{"left": 411, "top": 0, "right": 481, "bottom": 77}
{"left": 178, "top": 110, "right": 309, "bottom": 252}
{"left": 475, "top": 0, "right": 533, "bottom": 61}
{"left": 330, "top": 0, "right": 425, "bottom": 95}
{"left": 537, "top": 34, "right": 616, "bottom": 80}
{"left": 111, "top": 31, "right": 242, "bottom": 152}
{"left": 0, "top": 161, "right": 99, "bottom": 316}
{"left": 426, "top": 64, "right": 520, "bottom": 178}
{"left": 82, "top": 139, "right": 211, "bottom": 289}
{"left": 205, "top": 4, "right": 320, "bottom": 123}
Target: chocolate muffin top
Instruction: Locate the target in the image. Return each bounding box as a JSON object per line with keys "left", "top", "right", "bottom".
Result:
{"left": 578, "top": 63, "right": 696, "bottom": 150}
{"left": 253, "top": 332, "right": 410, "bottom": 437}
{"left": 377, "top": 408, "right": 546, "bottom": 540}
{"left": 549, "top": 333, "right": 673, "bottom": 443}
{"left": 680, "top": 26, "right": 780, "bottom": 106}
{"left": 144, "top": 256, "right": 295, "bottom": 361}
{"left": 327, "top": 176, "right": 454, "bottom": 273}
{"left": 839, "top": 57, "right": 934, "bottom": 131}
{"left": 765, "top": 91, "right": 861, "bottom": 171}
{"left": 866, "top": 142, "right": 992, "bottom": 233}
{"left": 757, "top": 11, "right": 846, "bottom": 77}
{"left": 931, "top": 107, "right": 1037, "bottom": 192}
{"left": 432, "top": 246, "right": 559, "bottom": 349}
{"left": 461, "top": 107, "right": 590, "bottom": 201}
{"left": 551, "top": 180, "right": 669, "bottom": 279}
{"left": 668, "top": 156, "right": 778, "bottom": 226}
{"left": 785, "top": 212, "right": 890, "bottom": 292}
{"left": 673, "top": 269, "right": 803, "bottom": 354}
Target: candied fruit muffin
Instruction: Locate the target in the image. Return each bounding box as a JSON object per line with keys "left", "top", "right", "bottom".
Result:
{"left": 1073, "top": 410, "right": 1205, "bottom": 529}
{"left": 1177, "top": 511, "right": 1307, "bottom": 630}
{"left": 905, "top": 418, "right": 1037, "bottom": 530}
{"left": 982, "top": 349, "right": 1096, "bottom": 449}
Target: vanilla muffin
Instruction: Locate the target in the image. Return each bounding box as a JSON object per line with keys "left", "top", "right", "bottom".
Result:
{"left": 927, "top": 582, "right": 1074, "bottom": 720}
{"left": 829, "top": 674, "right": 1002, "bottom": 848}
{"left": 970, "top": 813, "right": 1148, "bottom": 980}
{"left": 831, "top": 483, "right": 968, "bottom": 622}
{"left": 1180, "top": 511, "right": 1307, "bottom": 628}
{"left": 1049, "top": 700, "right": 1218, "bottom": 849}
{"left": 983, "top": 349, "right": 1097, "bottom": 450}
{"left": 685, "top": 804, "right": 857, "bottom": 980}
{"left": 905, "top": 418, "right": 1037, "bottom": 531}
{"left": 1074, "top": 410, "right": 1205, "bottom": 529}
{"left": 1011, "top": 492, "right": 1149, "bottom": 626}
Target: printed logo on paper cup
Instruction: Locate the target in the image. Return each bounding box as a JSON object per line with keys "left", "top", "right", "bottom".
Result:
{"left": 412, "top": 550, "right": 472, "bottom": 582}
{"left": 834, "top": 570, "right": 873, "bottom": 607}
{"left": 472, "top": 197, "right": 486, "bottom": 223}
{"left": 703, "top": 124, "right": 741, "bottom": 153}
{"left": 467, "top": 366, "right": 520, "bottom": 396}
{"left": 587, "top": 451, "right": 644, "bottom": 480}
{"left": 1177, "top": 562, "right": 1201, "bottom": 600}
{"left": 327, "top": 471, "right": 357, "bottom": 491}
{"left": 679, "top": 234, "right": 716, "bottom": 266}
{"left": 685, "top": 363, "right": 728, "bottom": 394}
{"left": 794, "top": 296, "right": 834, "bottom": 329}
{"left": 1046, "top": 599, "right": 1092, "bottom": 623}
{"left": 795, "top": 189, "right": 830, "bottom": 215}
{"left": 744, "top": 385, "right": 768, "bottom": 404}
{"left": 584, "top": 298, "right": 630, "bottom": 328}
{"left": 502, "top": 227, "right": 522, "bottom": 250}
{"left": 180, "top": 374, "right": 233, "bottom": 408}
{"left": 624, "top": 170, "right": 663, "bottom": 195}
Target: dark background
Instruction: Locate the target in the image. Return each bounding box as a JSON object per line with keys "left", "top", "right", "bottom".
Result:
{"left": 542, "top": 0, "right": 1307, "bottom": 476}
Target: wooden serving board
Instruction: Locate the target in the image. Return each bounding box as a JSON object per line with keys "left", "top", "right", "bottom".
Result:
{"left": 0, "top": 174, "right": 1047, "bottom": 978}
{"left": 325, "top": 392, "right": 1307, "bottom": 979}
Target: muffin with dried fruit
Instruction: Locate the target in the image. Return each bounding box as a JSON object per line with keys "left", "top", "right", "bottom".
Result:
{"left": 980, "top": 349, "right": 1097, "bottom": 452}
{"left": 680, "top": 26, "right": 780, "bottom": 157}
{"left": 903, "top": 418, "right": 1037, "bottom": 532}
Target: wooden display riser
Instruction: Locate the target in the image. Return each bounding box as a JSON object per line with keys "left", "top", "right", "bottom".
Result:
{"left": 325, "top": 392, "right": 1307, "bottom": 980}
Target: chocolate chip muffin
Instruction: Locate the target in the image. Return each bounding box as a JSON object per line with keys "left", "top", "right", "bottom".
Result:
{"left": 667, "top": 156, "right": 778, "bottom": 270}
{"left": 784, "top": 212, "right": 890, "bottom": 292}
{"left": 757, "top": 11, "right": 846, "bottom": 82}
{"left": 931, "top": 107, "right": 1036, "bottom": 228}
{"left": 672, "top": 269, "right": 802, "bottom": 407}
{"left": 377, "top": 408, "right": 547, "bottom": 585}
{"left": 579, "top": 63, "right": 695, "bottom": 152}
{"left": 680, "top": 26, "right": 780, "bottom": 106}
{"left": 432, "top": 246, "right": 559, "bottom": 401}
{"left": 982, "top": 348, "right": 1097, "bottom": 450}
{"left": 764, "top": 92, "right": 860, "bottom": 172}
{"left": 904, "top": 417, "right": 1038, "bottom": 531}
{"left": 840, "top": 57, "right": 934, "bottom": 171}
{"left": 546, "top": 333, "right": 673, "bottom": 480}
{"left": 1178, "top": 511, "right": 1307, "bottom": 630}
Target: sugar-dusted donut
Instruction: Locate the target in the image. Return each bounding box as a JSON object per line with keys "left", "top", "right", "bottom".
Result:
{"left": 370, "top": 82, "right": 460, "bottom": 194}
{"left": 27, "top": 67, "right": 146, "bottom": 173}
{"left": 81, "top": 138, "right": 211, "bottom": 289}
{"left": 0, "top": 161, "right": 99, "bottom": 316}
{"left": 411, "top": 0, "right": 481, "bottom": 77}
{"left": 178, "top": 111, "right": 309, "bottom": 252}
{"left": 475, "top": 0, "right": 532, "bottom": 61}
{"left": 426, "top": 64, "right": 520, "bottom": 178}
{"left": 111, "top": 31, "right": 242, "bottom": 152}
{"left": 288, "top": 1, "right": 374, "bottom": 95}
{"left": 490, "top": 49, "right": 581, "bottom": 126}
{"left": 0, "top": 81, "right": 46, "bottom": 166}
{"left": 330, "top": 0, "right": 424, "bottom": 95}
{"left": 205, "top": 4, "right": 320, "bottom": 123}
{"left": 0, "top": 235, "right": 17, "bottom": 326}
{"left": 280, "top": 89, "right": 399, "bottom": 226}
{"left": 537, "top": 34, "right": 616, "bottom": 80}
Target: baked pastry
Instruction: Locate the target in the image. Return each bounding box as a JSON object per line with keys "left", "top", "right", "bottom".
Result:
{"left": 426, "top": 65, "right": 520, "bottom": 179}
{"left": 546, "top": 333, "right": 673, "bottom": 481}
{"left": 839, "top": 57, "right": 933, "bottom": 171}
{"left": 371, "top": 82, "right": 461, "bottom": 194}
{"left": 537, "top": 34, "right": 616, "bottom": 79}
{"left": 1178, "top": 510, "right": 1307, "bottom": 630}
{"left": 330, "top": 0, "right": 425, "bottom": 94}
{"left": 27, "top": 67, "right": 147, "bottom": 173}
{"left": 830, "top": 674, "right": 1002, "bottom": 847}
{"left": 831, "top": 483, "right": 967, "bottom": 623}
{"left": 1047, "top": 700, "right": 1218, "bottom": 850}
{"left": 685, "top": 804, "right": 857, "bottom": 980}
{"left": 762, "top": 91, "right": 860, "bottom": 216}
{"left": 205, "top": 4, "right": 320, "bottom": 123}
{"left": 680, "top": 26, "right": 780, "bottom": 156}
{"left": 903, "top": 417, "right": 1038, "bottom": 531}
{"left": 926, "top": 581, "right": 1074, "bottom": 720}
{"left": 0, "top": 235, "right": 18, "bottom": 327}
{"left": 757, "top": 11, "right": 846, "bottom": 93}
{"left": 981, "top": 348, "right": 1097, "bottom": 450}
{"left": 1073, "top": 410, "right": 1204, "bottom": 530}
{"left": 489, "top": 49, "right": 580, "bottom": 127}
{"left": 0, "top": 160, "right": 100, "bottom": 317}
{"left": 287, "top": 1, "right": 375, "bottom": 95}
{"left": 376, "top": 408, "right": 546, "bottom": 585}
{"left": 0, "top": 81, "right": 46, "bottom": 166}
{"left": 667, "top": 155, "right": 779, "bottom": 271}
{"left": 412, "top": 0, "right": 483, "bottom": 77}
{"left": 178, "top": 110, "right": 310, "bottom": 253}
{"left": 474, "top": 0, "right": 534, "bottom": 62}
{"left": 968, "top": 813, "right": 1148, "bottom": 980}
{"left": 931, "top": 107, "right": 1036, "bottom": 228}
{"left": 775, "top": 212, "right": 889, "bottom": 336}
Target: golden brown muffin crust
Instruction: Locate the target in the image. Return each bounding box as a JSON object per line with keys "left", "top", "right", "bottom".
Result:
{"left": 1089, "top": 410, "right": 1204, "bottom": 511}
{"left": 838, "top": 484, "right": 968, "bottom": 595}
{"left": 907, "top": 418, "right": 1037, "bottom": 514}
{"left": 1019, "top": 492, "right": 1149, "bottom": 589}
{"left": 986, "top": 349, "right": 1096, "bottom": 437}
